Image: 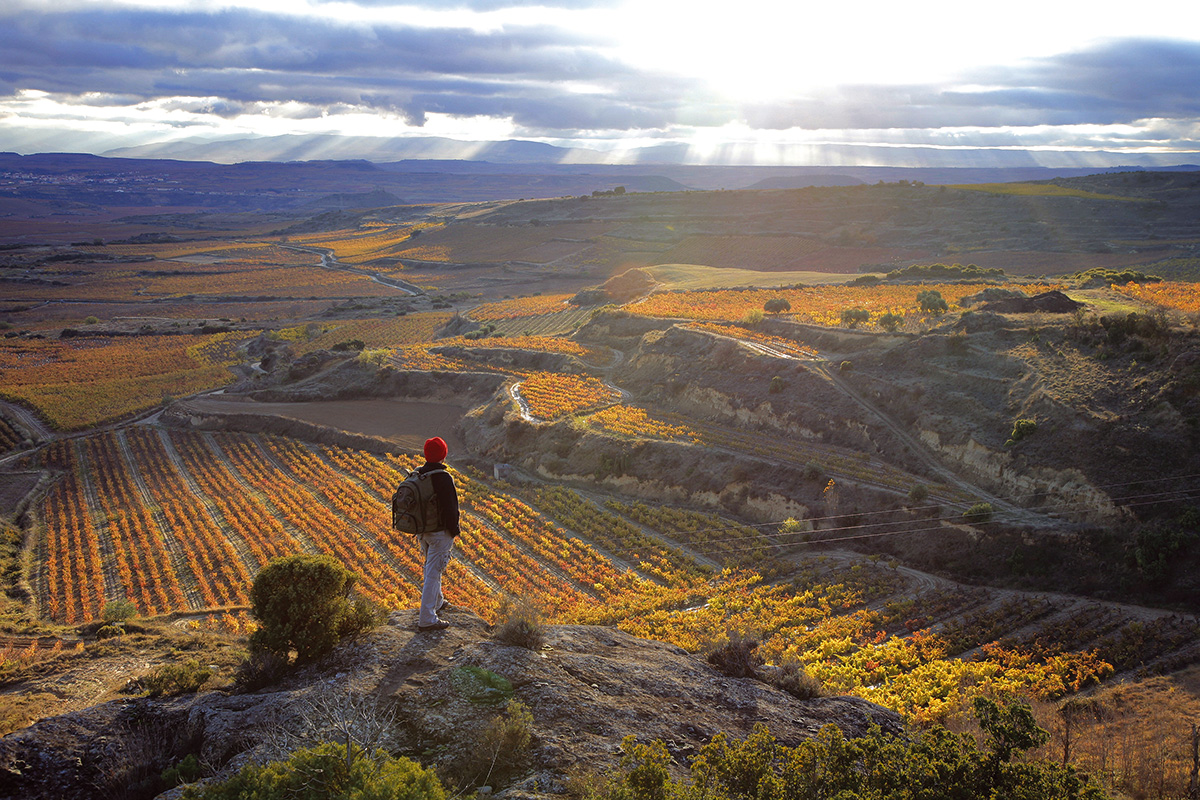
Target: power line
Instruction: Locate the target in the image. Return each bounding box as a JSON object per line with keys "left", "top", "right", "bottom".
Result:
{"left": 590, "top": 469, "right": 1200, "bottom": 551}
{"left": 583, "top": 471, "right": 1200, "bottom": 561}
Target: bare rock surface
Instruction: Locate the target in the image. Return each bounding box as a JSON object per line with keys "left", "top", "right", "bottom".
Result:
{"left": 0, "top": 612, "right": 900, "bottom": 800}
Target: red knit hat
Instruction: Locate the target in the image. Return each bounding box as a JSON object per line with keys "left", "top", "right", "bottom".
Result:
{"left": 424, "top": 436, "right": 448, "bottom": 462}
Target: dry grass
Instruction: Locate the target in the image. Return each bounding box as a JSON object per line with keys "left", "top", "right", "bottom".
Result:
{"left": 1028, "top": 666, "right": 1200, "bottom": 800}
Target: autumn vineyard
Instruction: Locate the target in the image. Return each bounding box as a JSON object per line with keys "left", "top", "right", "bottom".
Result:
{"left": 3, "top": 168, "right": 1200, "bottom": 799}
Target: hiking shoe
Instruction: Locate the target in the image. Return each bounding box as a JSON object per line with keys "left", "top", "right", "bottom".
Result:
{"left": 417, "top": 620, "right": 450, "bottom": 632}
{"left": 437, "top": 601, "right": 453, "bottom": 613}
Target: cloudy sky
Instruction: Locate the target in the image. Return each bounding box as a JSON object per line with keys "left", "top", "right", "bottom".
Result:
{"left": 2, "top": 0, "right": 1200, "bottom": 166}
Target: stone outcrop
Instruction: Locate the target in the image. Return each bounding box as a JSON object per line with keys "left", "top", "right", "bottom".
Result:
{"left": 0, "top": 614, "right": 900, "bottom": 800}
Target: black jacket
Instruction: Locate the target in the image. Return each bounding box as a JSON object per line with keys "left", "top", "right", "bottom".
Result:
{"left": 418, "top": 461, "right": 460, "bottom": 536}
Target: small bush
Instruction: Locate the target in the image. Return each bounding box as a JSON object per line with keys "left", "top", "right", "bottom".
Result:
{"left": 879, "top": 311, "right": 903, "bottom": 331}
{"left": 96, "top": 623, "right": 126, "bottom": 640}
{"left": 840, "top": 308, "right": 870, "bottom": 328}
{"left": 1007, "top": 418, "right": 1037, "bottom": 446}
{"left": 249, "top": 554, "right": 378, "bottom": 664}
{"left": 102, "top": 598, "right": 138, "bottom": 623}
{"left": 181, "top": 742, "right": 446, "bottom": 800}
{"left": 356, "top": 347, "right": 391, "bottom": 367}
{"left": 161, "top": 754, "right": 202, "bottom": 788}
{"left": 779, "top": 517, "right": 808, "bottom": 534}
{"left": 450, "top": 700, "right": 534, "bottom": 790}
{"left": 707, "top": 634, "right": 762, "bottom": 679}
{"left": 917, "top": 289, "right": 949, "bottom": 314}
{"left": 908, "top": 484, "right": 930, "bottom": 504}
{"left": 492, "top": 599, "right": 545, "bottom": 650}
{"left": 768, "top": 375, "right": 784, "bottom": 394}
{"left": 963, "top": 502, "right": 994, "bottom": 524}
{"left": 141, "top": 659, "right": 213, "bottom": 697}
{"left": 766, "top": 661, "right": 823, "bottom": 700}
{"left": 83, "top": 315, "right": 100, "bottom": 325}
{"left": 234, "top": 648, "right": 291, "bottom": 693}
{"left": 741, "top": 309, "right": 764, "bottom": 328}
{"left": 763, "top": 297, "right": 791, "bottom": 315}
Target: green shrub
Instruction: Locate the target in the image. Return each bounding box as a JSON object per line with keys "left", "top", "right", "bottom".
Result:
{"left": 181, "top": 742, "right": 446, "bottom": 800}
{"left": 964, "top": 502, "right": 994, "bottom": 524}
{"left": 879, "top": 311, "right": 904, "bottom": 331}
{"left": 840, "top": 308, "right": 870, "bottom": 328}
{"left": 763, "top": 297, "right": 791, "bottom": 315}
{"left": 356, "top": 347, "right": 391, "bottom": 367}
{"left": 583, "top": 701, "right": 1109, "bottom": 800}
{"left": 102, "top": 598, "right": 138, "bottom": 623}
{"left": 141, "top": 659, "right": 213, "bottom": 697}
{"left": 83, "top": 315, "right": 100, "bottom": 325}
{"left": 1007, "top": 418, "right": 1037, "bottom": 446}
{"left": 917, "top": 289, "right": 949, "bottom": 314}
{"left": 161, "top": 754, "right": 202, "bottom": 788}
{"left": 768, "top": 375, "right": 784, "bottom": 394}
{"left": 908, "top": 484, "right": 930, "bottom": 504}
{"left": 450, "top": 700, "right": 534, "bottom": 789}
{"left": 248, "top": 554, "right": 378, "bottom": 664}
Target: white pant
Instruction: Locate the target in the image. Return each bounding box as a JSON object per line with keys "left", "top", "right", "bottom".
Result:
{"left": 418, "top": 530, "right": 455, "bottom": 625}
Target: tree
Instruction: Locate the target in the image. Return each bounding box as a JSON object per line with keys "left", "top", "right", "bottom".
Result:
{"left": 248, "top": 554, "right": 376, "bottom": 664}
{"left": 841, "top": 308, "right": 870, "bottom": 328}
{"left": 917, "top": 289, "right": 949, "bottom": 314}
{"left": 879, "top": 311, "right": 904, "bottom": 331}
{"left": 763, "top": 297, "right": 791, "bottom": 315}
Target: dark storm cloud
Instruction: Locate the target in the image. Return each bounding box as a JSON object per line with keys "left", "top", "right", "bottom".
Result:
{"left": 0, "top": 5, "right": 711, "bottom": 130}
{"left": 3, "top": 1, "right": 1200, "bottom": 140}
{"left": 980, "top": 38, "right": 1200, "bottom": 119}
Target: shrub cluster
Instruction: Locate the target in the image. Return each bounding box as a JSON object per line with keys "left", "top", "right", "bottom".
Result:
{"left": 579, "top": 698, "right": 1109, "bottom": 800}
{"left": 248, "top": 554, "right": 378, "bottom": 664}
{"left": 181, "top": 742, "right": 445, "bottom": 800}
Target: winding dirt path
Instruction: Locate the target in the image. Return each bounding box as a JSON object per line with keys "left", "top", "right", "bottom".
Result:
{"left": 280, "top": 244, "right": 421, "bottom": 296}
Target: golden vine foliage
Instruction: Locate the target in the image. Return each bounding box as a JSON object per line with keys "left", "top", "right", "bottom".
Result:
{"left": 588, "top": 405, "right": 700, "bottom": 442}
{"left": 1113, "top": 280, "right": 1200, "bottom": 313}
{"left": 517, "top": 372, "right": 620, "bottom": 418}
{"left": 625, "top": 282, "right": 1063, "bottom": 327}
{"left": 469, "top": 294, "right": 575, "bottom": 320}
{"left": 0, "top": 333, "right": 252, "bottom": 430}
{"left": 291, "top": 313, "right": 454, "bottom": 355}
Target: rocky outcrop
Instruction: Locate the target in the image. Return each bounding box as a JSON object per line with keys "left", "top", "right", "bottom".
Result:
{"left": 0, "top": 614, "right": 901, "bottom": 800}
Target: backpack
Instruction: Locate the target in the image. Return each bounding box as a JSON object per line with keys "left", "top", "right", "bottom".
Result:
{"left": 391, "top": 467, "right": 446, "bottom": 534}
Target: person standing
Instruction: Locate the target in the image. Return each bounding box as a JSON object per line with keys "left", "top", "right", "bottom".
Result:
{"left": 416, "top": 436, "right": 460, "bottom": 632}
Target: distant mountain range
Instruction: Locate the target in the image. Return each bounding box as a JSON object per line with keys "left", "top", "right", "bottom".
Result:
{"left": 3, "top": 147, "right": 1200, "bottom": 210}
{"left": 100, "top": 133, "right": 1200, "bottom": 188}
